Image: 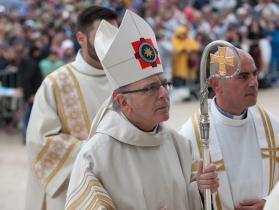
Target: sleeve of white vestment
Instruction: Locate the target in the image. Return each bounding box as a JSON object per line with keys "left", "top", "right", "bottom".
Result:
{"left": 26, "top": 79, "right": 83, "bottom": 197}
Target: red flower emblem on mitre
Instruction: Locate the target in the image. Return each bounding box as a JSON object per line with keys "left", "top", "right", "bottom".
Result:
{"left": 131, "top": 38, "right": 161, "bottom": 69}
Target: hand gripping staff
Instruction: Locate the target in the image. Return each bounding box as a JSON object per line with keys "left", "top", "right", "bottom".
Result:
{"left": 199, "top": 40, "right": 240, "bottom": 210}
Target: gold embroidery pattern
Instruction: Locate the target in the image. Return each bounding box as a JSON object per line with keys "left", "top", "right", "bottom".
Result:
{"left": 215, "top": 193, "right": 222, "bottom": 210}
{"left": 67, "top": 65, "right": 90, "bottom": 133}
{"left": 32, "top": 134, "right": 78, "bottom": 188}
{"left": 191, "top": 161, "right": 199, "bottom": 172}
{"left": 66, "top": 169, "right": 116, "bottom": 210}
{"left": 192, "top": 112, "right": 223, "bottom": 210}
{"left": 192, "top": 112, "right": 203, "bottom": 157}
{"left": 212, "top": 159, "right": 225, "bottom": 172}
{"left": 53, "top": 65, "right": 89, "bottom": 140}
{"left": 191, "top": 160, "right": 225, "bottom": 173}
{"left": 257, "top": 105, "right": 278, "bottom": 193}
{"left": 32, "top": 65, "right": 90, "bottom": 189}
{"left": 49, "top": 75, "right": 70, "bottom": 134}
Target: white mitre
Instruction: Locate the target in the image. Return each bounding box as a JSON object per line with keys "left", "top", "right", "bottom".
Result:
{"left": 94, "top": 9, "right": 163, "bottom": 91}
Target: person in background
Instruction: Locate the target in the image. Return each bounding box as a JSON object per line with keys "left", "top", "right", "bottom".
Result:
{"left": 25, "top": 6, "right": 118, "bottom": 210}
{"left": 171, "top": 25, "right": 199, "bottom": 88}
{"left": 61, "top": 39, "right": 75, "bottom": 63}
{"left": 5, "top": 37, "right": 42, "bottom": 143}
{"left": 39, "top": 50, "right": 64, "bottom": 77}
{"left": 157, "top": 29, "right": 173, "bottom": 82}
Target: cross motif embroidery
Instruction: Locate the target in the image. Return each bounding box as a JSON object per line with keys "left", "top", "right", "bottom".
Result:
{"left": 210, "top": 47, "right": 234, "bottom": 76}
{"left": 257, "top": 105, "right": 278, "bottom": 193}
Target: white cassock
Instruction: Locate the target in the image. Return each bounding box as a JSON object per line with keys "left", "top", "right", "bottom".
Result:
{"left": 24, "top": 51, "right": 112, "bottom": 210}
{"left": 264, "top": 181, "right": 279, "bottom": 210}
{"left": 179, "top": 99, "right": 279, "bottom": 210}
{"left": 66, "top": 108, "right": 202, "bottom": 210}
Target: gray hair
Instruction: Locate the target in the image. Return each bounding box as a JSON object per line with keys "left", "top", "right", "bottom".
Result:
{"left": 112, "top": 84, "right": 131, "bottom": 111}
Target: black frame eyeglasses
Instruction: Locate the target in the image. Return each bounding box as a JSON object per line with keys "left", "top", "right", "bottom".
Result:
{"left": 119, "top": 81, "right": 172, "bottom": 96}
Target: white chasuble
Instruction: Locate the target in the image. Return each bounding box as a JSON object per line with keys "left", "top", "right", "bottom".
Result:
{"left": 25, "top": 51, "right": 113, "bottom": 210}
{"left": 264, "top": 181, "right": 279, "bottom": 210}
{"left": 179, "top": 100, "right": 279, "bottom": 210}
{"left": 66, "top": 109, "right": 202, "bottom": 210}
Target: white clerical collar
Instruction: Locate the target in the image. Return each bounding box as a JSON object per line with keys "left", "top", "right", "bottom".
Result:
{"left": 211, "top": 98, "right": 248, "bottom": 126}
{"left": 70, "top": 50, "right": 106, "bottom": 76}
{"left": 120, "top": 112, "right": 159, "bottom": 134}
{"left": 96, "top": 109, "right": 164, "bottom": 147}
{"left": 147, "top": 125, "right": 159, "bottom": 134}
{"left": 213, "top": 97, "right": 247, "bottom": 120}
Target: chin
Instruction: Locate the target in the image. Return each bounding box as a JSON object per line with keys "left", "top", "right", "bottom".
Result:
{"left": 159, "top": 113, "right": 169, "bottom": 122}
{"left": 246, "top": 99, "right": 257, "bottom": 108}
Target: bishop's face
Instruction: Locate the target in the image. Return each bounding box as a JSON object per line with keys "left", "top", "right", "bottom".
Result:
{"left": 124, "top": 73, "right": 170, "bottom": 131}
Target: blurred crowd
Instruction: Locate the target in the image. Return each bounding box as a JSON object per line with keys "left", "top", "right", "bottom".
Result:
{"left": 0, "top": 0, "right": 278, "bottom": 124}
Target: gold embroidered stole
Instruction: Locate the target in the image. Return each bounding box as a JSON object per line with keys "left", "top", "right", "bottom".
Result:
{"left": 65, "top": 169, "right": 116, "bottom": 210}
{"left": 192, "top": 105, "right": 278, "bottom": 209}
{"left": 50, "top": 65, "right": 90, "bottom": 139}
{"left": 256, "top": 105, "right": 279, "bottom": 194}
{"left": 32, "top": 64, "right": 90, "bottom": 189}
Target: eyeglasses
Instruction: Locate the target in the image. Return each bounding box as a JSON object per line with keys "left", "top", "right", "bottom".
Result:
{"left": 120, "top": 81, "right": 172, "bottom": 96}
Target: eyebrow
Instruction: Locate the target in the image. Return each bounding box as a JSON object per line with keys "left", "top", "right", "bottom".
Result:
{"left": 238, "top": 72, "right": 250, "bottom": 76}
{"left": 241, "top": 68, "right": 258, "bottom": 74}
{"left": 237, "top": 69, "right": 259, "bottom": 77}
{"left": 143, "top": 79, "right": 167, "bottom": 87}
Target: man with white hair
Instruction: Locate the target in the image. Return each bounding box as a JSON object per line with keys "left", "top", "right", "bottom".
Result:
{"left": 66, "top": 10, "right": 218, "bottom": 210}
